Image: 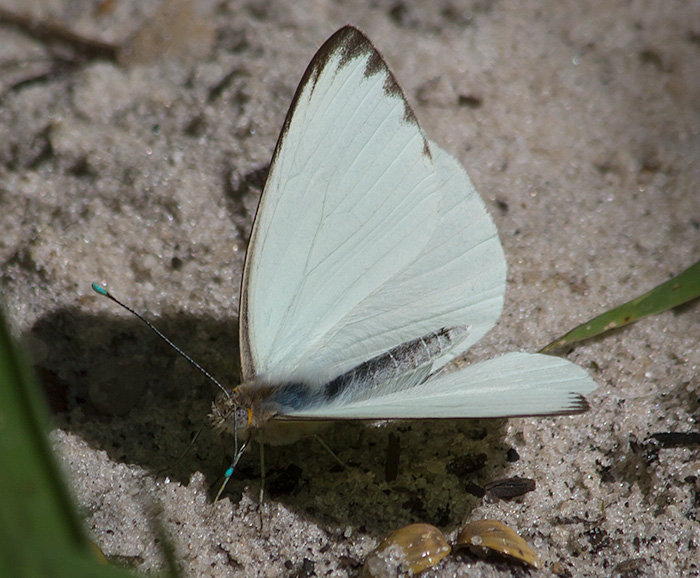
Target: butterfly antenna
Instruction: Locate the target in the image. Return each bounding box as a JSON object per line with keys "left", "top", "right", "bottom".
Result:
{"left": 91, "top": 283, "right": 230, "bottom": 398}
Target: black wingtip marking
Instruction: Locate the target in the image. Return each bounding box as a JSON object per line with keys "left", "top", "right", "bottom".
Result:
{"left": 531, "top": 394, "right": 591, "bottom": 417}
{"left": 268, "top": 26, "right": 432, "bottom": 191}
{"left": 569, "top": 393, "right": 591, "bottom": 414}
{"left": 305, "top": 26, "right": 428, "bottom": 144}
{"left": 545, "top": 394, "right": 590, "bottom": 417}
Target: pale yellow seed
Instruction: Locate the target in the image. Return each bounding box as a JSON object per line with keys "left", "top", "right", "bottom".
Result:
{"left": 362, "top": 523, "right": 451, "bottom": 577}
{"left": 455, "top": 519, "right": 539, "bottom": 568}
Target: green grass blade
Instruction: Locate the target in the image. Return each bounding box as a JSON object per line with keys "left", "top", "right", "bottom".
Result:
{"left": 541, "top": 258, "right": 700, "bottom": 352}
{"left": 0, "top": 307, "right": 147, "bottom": 577}
{"left": 0, "top": 309, "right": 87, "bottom": 550}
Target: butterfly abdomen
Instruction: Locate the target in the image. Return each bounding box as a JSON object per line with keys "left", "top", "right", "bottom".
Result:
{"left": 323, "top": 326, "right": 469, "bottom": 401}
{"left": 266, "top": 326, "right": 469, "bottom": 417}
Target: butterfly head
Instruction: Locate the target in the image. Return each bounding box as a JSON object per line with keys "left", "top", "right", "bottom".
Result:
{"left": 209, "top": 382, "right": 275, "bottom": 434}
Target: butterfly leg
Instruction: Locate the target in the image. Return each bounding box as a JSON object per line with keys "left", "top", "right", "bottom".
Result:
{"left": 258, "top": 429, "right": 265, "bottom": 505}
{"left": 314, "top": 434, "right": 346, "bottom": 469}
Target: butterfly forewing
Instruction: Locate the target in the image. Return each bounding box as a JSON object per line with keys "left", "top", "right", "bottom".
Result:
{"left": 241, "top": 27, "right": 443, "bottom": 384}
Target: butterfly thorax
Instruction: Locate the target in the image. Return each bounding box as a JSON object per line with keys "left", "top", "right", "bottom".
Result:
{"left": 209, "top": 380, "right": 325, "bottom": 434}
{"left": 210, "top": 382, "right": 329, "bottom": 447}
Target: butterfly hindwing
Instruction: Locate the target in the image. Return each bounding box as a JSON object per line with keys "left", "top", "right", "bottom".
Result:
{"left": 284, "top": 352, "right": 595, "bottom": 419}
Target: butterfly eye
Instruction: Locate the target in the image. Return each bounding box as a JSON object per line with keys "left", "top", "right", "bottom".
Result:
{"left": 233, "top": 406, "right": 252, "bottom": 430}
{"left": 209, "top": 392, "right": 253, "bottom": 434}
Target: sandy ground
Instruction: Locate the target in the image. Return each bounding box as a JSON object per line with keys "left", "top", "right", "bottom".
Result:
{"left": 1, "top": 0, "right": 699, "bottom": 576}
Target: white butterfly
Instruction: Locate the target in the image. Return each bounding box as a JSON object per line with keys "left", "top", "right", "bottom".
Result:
{"left": 210, "top": 26, "right": 597, "bottom": 441}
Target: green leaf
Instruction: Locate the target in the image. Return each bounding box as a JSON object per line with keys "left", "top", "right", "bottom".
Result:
{"left": 0, "top": 307, "right": 146, "bottom": 577}
{"left": 541, "top": 258, "right": 700, "bottom": 352}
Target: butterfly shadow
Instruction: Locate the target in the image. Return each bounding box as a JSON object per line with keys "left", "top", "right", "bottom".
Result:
{"left": 238, "top": 417, "right": 512, "bottom": 535}
{"left": 28, "top": 305, "right": 514, "bottom": 537}
{"left": 28, "top": 305, "right": 240, "bottom": 491}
